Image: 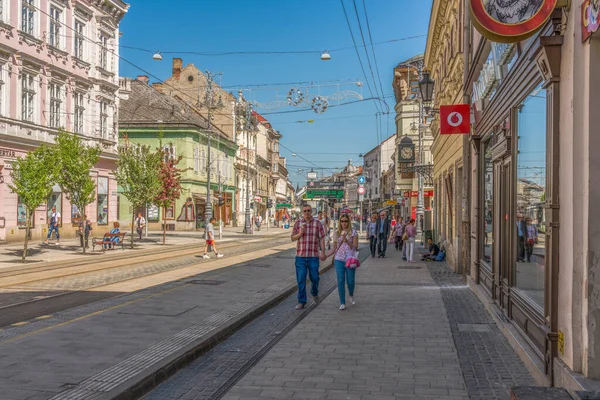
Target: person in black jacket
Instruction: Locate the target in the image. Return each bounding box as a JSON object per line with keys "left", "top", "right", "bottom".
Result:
{"left": 516, "top": 212, "right": 527, "bottom": 262}
{"left": 375, "top": 211, "right": 391, "bottom": 258}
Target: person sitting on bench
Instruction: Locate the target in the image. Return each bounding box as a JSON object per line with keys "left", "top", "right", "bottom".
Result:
{"left": 421, "top": 238, "right": 440, "bottom": 261}
{"left": 105, "top": 222, "right": 121, "bottom": 249}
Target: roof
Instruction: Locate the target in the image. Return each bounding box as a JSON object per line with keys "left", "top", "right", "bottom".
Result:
{"left": 396, "top": 54, "right": 424, "bottom": 69}
{"left": 119, "top": 78, "right": 208, "bottom": 129}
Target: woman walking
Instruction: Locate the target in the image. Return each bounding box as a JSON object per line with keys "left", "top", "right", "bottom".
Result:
{"left": 327, "top": 214, "right": 358, "bottom": 310}
{"left": 405, "top": 218, "right": 417, "bottom": 263}
{"left": 393, "top": 217, "right": 405, "bottom": 251}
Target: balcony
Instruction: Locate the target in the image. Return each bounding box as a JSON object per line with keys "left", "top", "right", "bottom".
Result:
{"left": 238, "top": 148, "right": 255, "bottom": 162}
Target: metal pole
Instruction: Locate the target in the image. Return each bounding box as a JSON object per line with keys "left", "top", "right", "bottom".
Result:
{"left": 359, "top": 199, "right": 363, "bottom": 233}
{"left": 243, "top": 104, "right": 252, "bottom": 234}
{"left": 204, "top": 72, "right": 213, "bottom": 226}
{"left": 416, "top": 65, "right": 425, "bottom": 244}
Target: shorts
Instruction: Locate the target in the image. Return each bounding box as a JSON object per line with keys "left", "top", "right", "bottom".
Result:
{"left": 206, "top": 240, "right": 215, "bottom": 245}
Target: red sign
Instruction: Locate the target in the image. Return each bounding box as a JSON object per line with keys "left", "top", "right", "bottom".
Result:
{"left": 469, "top": 0, "right": 557, "bottom": 43}
{"left": 440, "top": 104, "right": 470, "bottom": 135}
{"left": 405, "top": 190, "right": 434, "bottom": 197}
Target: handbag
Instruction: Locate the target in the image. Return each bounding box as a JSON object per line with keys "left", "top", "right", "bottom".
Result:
{"left": 402, "top": 232, "right": 408, "bottom": 241}
{"left": 345, "top": 249, "right": 361, "bottom": 269}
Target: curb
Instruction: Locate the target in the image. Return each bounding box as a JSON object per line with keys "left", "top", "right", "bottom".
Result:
{"left": 50, "top": 257, "right": 335, "bottom": 400}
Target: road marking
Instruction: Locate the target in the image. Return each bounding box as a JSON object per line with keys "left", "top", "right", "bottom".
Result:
{"left": 11, "top": 321, "right": 29, "bottom": 326}
{"left": 35, "top": 315, "right": 53, "bottom": 320}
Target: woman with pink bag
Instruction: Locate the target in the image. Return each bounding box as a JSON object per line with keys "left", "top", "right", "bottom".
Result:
{"left": 326, "top": 214, "right": 359, "bottom": 310}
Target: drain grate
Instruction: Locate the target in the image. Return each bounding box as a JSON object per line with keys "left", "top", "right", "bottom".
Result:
{"left": 187, "top": 280, "right": 226, "bottom": 285}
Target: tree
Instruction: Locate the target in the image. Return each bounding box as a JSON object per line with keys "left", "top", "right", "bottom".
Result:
{"left": 154, "top": 143, "right": 183, "bottom": 245}
{"left": 8, "top": 146, "right": 55, "bottom": 263}
{"left": 114, "top": 143, "right": 162, "bottom": 248}
{"left": 53, "top": 130, "right": 101, "bottom": 254}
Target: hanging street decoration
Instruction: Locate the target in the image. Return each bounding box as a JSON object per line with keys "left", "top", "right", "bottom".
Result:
{"left": 469, "top": 0, "right": 558, "bottom": 43}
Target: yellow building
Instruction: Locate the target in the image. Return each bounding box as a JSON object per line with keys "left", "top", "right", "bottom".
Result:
{"left": 424, "top": 0, "right": 466, "bottom": 272}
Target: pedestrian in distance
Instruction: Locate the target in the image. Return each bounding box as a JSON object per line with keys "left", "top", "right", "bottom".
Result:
{"left": 134, "top": 212, "right": 146, "bottom": 240}
{"left": 375, "top": 210, "right": 391, "bottom": 258}
{"left": 525, "top": 217, "right": 538, "bottom": 263}
{"left": 202, "top": 217, "right": 224, "bottom": 259}
{"left": 393, "top": 218, "right": 405, "bottom": 251}
{"left": 365, "top": 213, "right": 378, "bottom": 258}
{"left": 405, "top": 218, "right": 417, "bottom": 263}
{"left": 45, "top": 205, "right": 61, "bottom": 245}
{"left": 78, "top": 214, "right": 92, "bottom": 248}
{"left": 291, "top": 204, "right": 326, "bottom": 310}
{"left": 327, "top": 214, "right": 358, "bottom": 310}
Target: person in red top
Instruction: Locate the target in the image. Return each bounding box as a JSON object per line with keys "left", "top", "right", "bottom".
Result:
{"left": 291, "top": 204, "right": 326, "bottom": 310}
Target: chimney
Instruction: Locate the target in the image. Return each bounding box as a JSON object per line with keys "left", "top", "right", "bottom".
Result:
{"left": 172, "top": 58, "right": 182, "bottom": 80}
{"left": 152, "top": 82, "right": 163, "bottom": 93}
{"left": 136, "top": 75, "right": 149, "bottom": 84}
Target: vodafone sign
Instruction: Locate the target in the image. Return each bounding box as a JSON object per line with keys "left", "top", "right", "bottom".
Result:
{"left": 469, "top": 0, "right": 557, "bottom": 43}
{"left": 440, "top": 105, "right": 470, "bottom": 135}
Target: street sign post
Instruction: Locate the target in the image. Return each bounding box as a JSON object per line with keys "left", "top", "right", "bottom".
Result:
{"left": 357, "top": 186, "right": 366, "bottom": 195}
{"left": 358, "top": 176, "right": 366, "bottom": 184}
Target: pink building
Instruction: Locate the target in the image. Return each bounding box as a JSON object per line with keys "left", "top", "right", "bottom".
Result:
{"left": 0, "top": 0, "right": 128, "bottom": 242}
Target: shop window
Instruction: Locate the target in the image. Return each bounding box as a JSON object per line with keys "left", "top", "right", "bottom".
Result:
{"left": 164, "top": 204, "right": 175, "bottom": 220}
{"left": 71, "top": 204, "right": 81, "bottom": 224}
{"left": 17, "top": 196, "right": 30, "bottom": 228}
{"left": 147, "top": 204, "right": 160, "bottom": 221}
{"left": 515, "top": 85, "right": 546, "bottom": 308}
{"left": 97, "top": 176, "right": 108, "bottom": 225}
{"left": 483, "top": 138, "right": 494, "bottom": 267}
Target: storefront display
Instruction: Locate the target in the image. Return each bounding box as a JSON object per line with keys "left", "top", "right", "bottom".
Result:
{"left": 97, "top": 177, "right": 109, "bottom": 225}
{"left": 17, "top": 197, "right": 28, "bottom": 228}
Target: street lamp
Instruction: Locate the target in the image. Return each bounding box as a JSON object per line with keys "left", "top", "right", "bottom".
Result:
{"left": 321, "top": 51, "right": 331, "bottom": 61}
{"left": 152, "top": 51, "right": 163, "bottom": 61}
{"left": 418, "top": 70, "right": 435, "bottom": 103}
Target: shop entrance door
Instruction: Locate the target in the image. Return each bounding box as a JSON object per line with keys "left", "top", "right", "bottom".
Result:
{"left": 495, "top": 157, "right": 513, "bottom": 314}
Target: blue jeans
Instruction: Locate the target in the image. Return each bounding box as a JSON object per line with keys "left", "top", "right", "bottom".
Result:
{"left": 334, "top": 260, "right": 356, "bottom": 305}
{"left": 295, "top": 257, "right": 320, "bottom": 304}
{"left": 47, "top": 224, "right": 60, "bottom": 240}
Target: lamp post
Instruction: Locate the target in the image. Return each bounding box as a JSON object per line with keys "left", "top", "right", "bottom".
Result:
{"left": 236, "top": 91, "right": 255, "bottom": 234}
{"left": 202, "top": 70, "right": 223, "bottom": 226}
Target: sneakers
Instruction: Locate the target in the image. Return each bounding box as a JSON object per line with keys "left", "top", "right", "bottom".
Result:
{"left": 339, "top": 304, "right": 346, "bottom": 310}
{"left": 217, "top": 254, "right": 224, "bottom": 258}
{"left": 55, "top": 242, "right": 60, "bottom": 246}
{"left": 202, "top": 254, "right": 210, "bottom": 259}
{"left": 350, "top": 296, "right": 356, "bottom": 305}
{"left": 295, "top": 303, "right": 305, "bottom": 310}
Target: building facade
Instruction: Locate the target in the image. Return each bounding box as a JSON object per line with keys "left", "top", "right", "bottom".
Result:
{"left": 0, "top": 0, "right": 128, "bottom": 242}
{"left": 393, "top": 55, "right": 434, "bottom": 223}
{"left": 118, "top": 77, "right": 237, "bottom": 230}
{"left": 424, "top": 0, "right": 467, "bottom": 273}
{"left": 464, "top": 0, "right": 600, "bottom": 389}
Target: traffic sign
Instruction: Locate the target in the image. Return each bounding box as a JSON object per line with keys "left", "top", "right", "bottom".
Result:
{"left": 357, "top": 176, "right": 366, "bottom": 184}
{"left": 357, "top": 186, "right": 366, "bottom": 195}
{"left": 304, "top": 189, "right": 344, "bottom": 199}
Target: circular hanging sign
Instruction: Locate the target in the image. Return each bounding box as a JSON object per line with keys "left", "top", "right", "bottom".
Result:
{"left": 447, "top": 112, "right": 463, "bottom": 128}
{"left": 469, "top": 0, "right": 557, "bottom": 43}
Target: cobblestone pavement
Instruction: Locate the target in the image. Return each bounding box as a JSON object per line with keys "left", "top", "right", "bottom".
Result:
{"left": 427, "top": 263, "right": 534, "bottom": 399}
{"left": 211, "top": 252, "right": 534, "bottom": 400}
{"left": 4, "top": 237, "right": 290, "bottom": 292}
{"left": 0, "top": 243, "right": 312, "bottom": 400}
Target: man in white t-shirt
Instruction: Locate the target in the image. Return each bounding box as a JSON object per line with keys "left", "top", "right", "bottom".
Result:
{"left": 134, "top": 212, "right": 146, "bottom": 240}
{"left": 45, "top": 206, "right": 61, "bottom": 245}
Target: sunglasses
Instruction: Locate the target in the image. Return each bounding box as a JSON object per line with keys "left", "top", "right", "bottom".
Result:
{"left": 303, "top": 210, "right": 312, "bottom": 213}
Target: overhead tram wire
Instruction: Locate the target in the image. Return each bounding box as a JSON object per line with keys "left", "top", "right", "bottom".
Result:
{"left": 351, "top": 0, "right": 385, "bottom": 114}
{"left": 361, "top": 0, "right": 388, "bottom": 113}
{"left": 339, "top": 0, "right": 382, "bottom": 117}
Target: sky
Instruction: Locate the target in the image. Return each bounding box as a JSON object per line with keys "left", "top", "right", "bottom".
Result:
{"left": 118, "top": 0, "right": 433, "bottom": 186}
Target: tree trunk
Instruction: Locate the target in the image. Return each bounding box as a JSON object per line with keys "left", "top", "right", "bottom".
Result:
{"left": 131, "top": 212, "right": 135, "bottom": 249}
{"left": 80, "top": 204, "right": 86, "bottom": 254}
{"left": 162, "top": 206, "right": 166, "bottom": 245}
{"left": 22, "top": 210, "right": 31, "bottom": 263}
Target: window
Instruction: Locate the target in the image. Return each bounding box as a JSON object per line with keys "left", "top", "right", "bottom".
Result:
{"left": 71, "top": 203, "right": 81, "bottom": 224}
{"left": 99, "top": 33, "right": 109, "bottom": 70}
{"left": 0, "top": 0, "right": 6, "bottom": 23}
{"left": 99, "top": 100, "right": 108, "bottom": 138}
{"left": 17, "top": 196, "right": 30, "bottom": 228}
{"left": 49, "top": 82, "right": 62, "bottom": 128}
{"left": 515, "top": 85, "right": 547, "bottom": 308}
{"left": 21, "top": 72, "right": 35, "bottom": 122}
{"left": 482, "top": 137, "right": 494, "bottom": 267}
{"left": 97, "top": 176, "right": 108, "bottom": 225}
{"left": 21, "top": 0, "right": 35, "bottom": 35}
{"left": 74, "top": 20, "right": 85, "bottom": 59}
{"left": 73, "top": 92, "right": 84, "bottom": 133}
{"left": 193, "top": 146, "right": 199, "bottom": 174}
{"left": 49, "top": 5, "right": 61, "bottom": 48}
{"left": 163, "top": 145, "right": 176, "bottom": 162}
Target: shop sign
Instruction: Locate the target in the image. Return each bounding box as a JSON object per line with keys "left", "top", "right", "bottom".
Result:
{"left": 472, "top": 43, "right": 516, "bottom": 113}
{"left": 0, "top": 148, "right": 16, "bottom": 158}
{"left": 404, "top": 190, "right": 434, "bottom": 197}
{"left": 304, "top": 189, "right": 344, "bottom": 199}
{"left": 276, "top": 203, "right": 291, "bottom": 209}
{"left": 440, "top": 104, "right": 471, "bottom": 135}
{"left": 469, "top": 0, "right": 558, "bottom": 43}
{"left": 582, "top": 0, "right": 600, "bottom": 42}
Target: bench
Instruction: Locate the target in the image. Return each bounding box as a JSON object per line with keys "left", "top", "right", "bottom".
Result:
{"left": 92, "top": 232, "right": 127, "bottom": 252}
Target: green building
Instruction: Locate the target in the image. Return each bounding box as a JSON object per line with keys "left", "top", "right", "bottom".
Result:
{"left": 118, "top": 77, "right": 237, "bottom": 231}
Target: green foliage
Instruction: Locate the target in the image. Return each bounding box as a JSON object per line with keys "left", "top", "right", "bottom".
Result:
{"left": 8, "top": 145, "right": 55, "bottom": 262}
{"left": 115, "top": 144, "right": 162, "bottom": 212}
{"left": 53, "top": 130, "right": 101, "bottom": 212}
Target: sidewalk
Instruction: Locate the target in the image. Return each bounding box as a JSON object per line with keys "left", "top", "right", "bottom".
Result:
{"left": 0, "top": 226, "right": 290, "bottom": 267}
{"left": 0, "top": 240, "right": 329, "bottom": 400}
{"left": 223, "top": 250, "right": 536, "bottom": 400}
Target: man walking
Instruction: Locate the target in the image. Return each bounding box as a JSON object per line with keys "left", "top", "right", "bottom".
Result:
{"left": 516, "top": 212, "right": 527, "bottom": 262}
{"left": 202, "top": 217, "right": 224, "bottom": 259}
{"left": 45, "top": 206, "right": 61, "bottom": 245}
{"left": 134, "top": 212, "right": 146, "bottom": 240}
{"left": 366, "top": 212, "right": 378, "bottom": 258}
{"left": 375, "top": 211, "right": 391, "bottom": 258}
{"left": 291, "top": 204, "right": 326, "bottom": 310}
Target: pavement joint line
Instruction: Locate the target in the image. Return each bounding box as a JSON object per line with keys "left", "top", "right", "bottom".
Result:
{"left": 48, "top": 258, "right": 337, "bottom": 400}
{"left": 0, "top": 242, "right": 297, "bottom": 342}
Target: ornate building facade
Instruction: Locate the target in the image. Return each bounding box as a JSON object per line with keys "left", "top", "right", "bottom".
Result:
{"left": 424, "top": 0, "right": 467, "bottom": 272}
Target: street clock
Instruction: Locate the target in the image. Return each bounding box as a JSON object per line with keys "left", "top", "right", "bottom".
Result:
{"left": 398, "top": 135, "right": 415, "bottom": 163}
